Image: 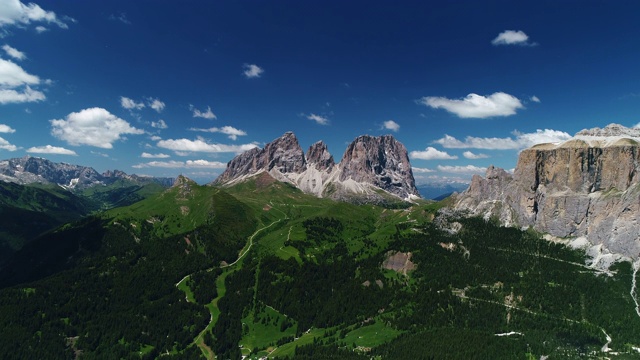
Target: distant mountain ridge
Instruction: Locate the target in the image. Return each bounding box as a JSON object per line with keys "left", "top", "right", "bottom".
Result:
{"left": 0, "top": 156, "right": 174, "bottom": 189}
{"left": 213, "top": 132, "right": 420, "bottom": 203}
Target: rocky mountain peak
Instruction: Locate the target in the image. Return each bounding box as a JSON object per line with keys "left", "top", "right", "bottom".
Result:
{"left": 214, "top": 132, "right": 306, "bottom": 185}
{"left": 339, "top": 134, "right": 419, "bottom": 199}
{"left": 306, "top": 141, "right": 334, "bottom": 171}
{"left": 262, "top": 131, "right": 306, "bottom": 174}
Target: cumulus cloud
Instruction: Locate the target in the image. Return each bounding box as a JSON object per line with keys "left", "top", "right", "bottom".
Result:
{"left": 50, "top": 107, "right": 144, "bottom": 149}
{"left": 120, "top": 96, "right": 144, "bottom": 110}
{"left": 0, "top": 124, "right": 15, "bottom": 133}
{"left": 243, "top": 63, "right": 264, "bottom": 78}
{"left": 133, "top": 159, "right": 227, "bottom": 169}
{"left": 34, "top": 25, "right": 46, "bottom": 33}
{"left": 2, "top": 44, "right": 25, "bottom": 60}
{"left": 189, "top": 125, "right": 247, "bottom": 140}
{"left": 27, "top": 145, "right": 76, "bottom": 155}
{"left": 411, "top": 167, "right": 435, "bottom": 173}
{"left": 530, "top": 95, "right": 540, "bottom": 103}
{"left": 307, "top": 113, "right": 329, "bottom": 125}
{"left": 434, "top": 129, "right": 571, "bottom": 150}
{"left": 410, "top": 146, "right": 458, "bottom": 160}
{"left": 491, "top": 30, "right": 536, "bottom": 46}
{"left": 463, "top": 151, "right": 489, "bottom": 159}
{"left": 141, "top": 152, "right": 170, "bottom": 158}
{"left": 0, "top": 0, "right": 72, "bottom": 30}
{"left": 0, "top": 86, "right": 44, "bottom": 104}
{"left": 0, "top": 58, "right": 39, "bottom": 86}
{"left": 151, "top": 119, "right": 168, "bottom": 129}
{"left": 420, "top": 92, "right": 524, "bottom": 118}
{"left": 383, "top": 120, "right": 400, "bottom": 132}
{"left": 148, "top": 98, "right": 165, "bottom": 112}
{"left": 157, "top": 137, "right": 258, "bottom": 153}
{"left": 190, "top": 105, "right": 216, "bottom": 120}
{"left": 437, "top": 165, "right": 486, "bottom": 175}
{"left": 0, "top": 136, "right": 16, "bottom": 151}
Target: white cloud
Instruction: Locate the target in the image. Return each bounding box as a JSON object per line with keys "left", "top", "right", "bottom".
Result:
{"left": 2, "top": 44, "right": 25, "bottom": 60}
{"left": 150, "top": 135, "right": 162, "bottom": 141}
{"left": 383, "top": 120, "right": 400, "bottom": 132}
{"left": 410, "top": 146, "right": 458, "bottom": 160}
{"left": 141, "top": 152, "right": 170, "bottom": 158}
{"left": 411, "top": 167, "right": 435, "bottom": 173}
{"left": 190, "top": 105, "right": 216, "bottom": 120}
{"left": 151, "top": 119, "right": 168, "bottom": 129}
{"left": 157, "top": 137, "right": 258, "bottom": 153}
{"left": 189, "top": 125, "right": 247, "bottom": 140}
{"left": 463, "top": 151, "right": 489, "bottom": 159}
{"left": 120, "top": 96, "right": 144, "bottom": 110}
{"left": 437, "top": 165, "right": 486, "bottom": 175}
{"left": 0, "top": 124, "right": 15, "bottom": 133}
{"left": 34, "top": 25, "right": 46, "bottom": 33}
{"left": 0, "top": 136, "right": 17, "bottom": 151}
{"left": 0, "top": 58, "right": 39, "bottom": 86}
{"left": 148, "top": 98, "right": 165, "bottom": 112}
{"left": 50, "top": 107, "right": 144, "bottom": 149}
{"left": 109, "top": 13, "right": 131, "bottom": 25}
{"left": 491, "top": 30, "right": 535, "bottom": 46}
{"left": 434, "top": 129, "right": 571, "bottom": 150}
{"left": 0, "top": 0, "right": 72, "bottom": 29}
{"left": 530, "top": 95, "right": 540, "bottom": 103}
{"left": 420, "top": 92, "right": 524, "bottom": 118}
{"left": 243, "top": 64, "right": 264, "bottom": 78}
{"left": 0, "top": 86, "right": 44, "bottom": 104}
{"left": 27, "top": 145, "right": 76, "bottom": 155}
{"left": 133, "top": 159, "right": 227, "bottom": 169}
{"left": 307, "top": 113, "right": 329, "bottom": 125}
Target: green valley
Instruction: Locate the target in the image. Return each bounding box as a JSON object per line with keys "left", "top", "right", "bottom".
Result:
{"left": 0, "top": 177, "right": 639, "bottom": 359}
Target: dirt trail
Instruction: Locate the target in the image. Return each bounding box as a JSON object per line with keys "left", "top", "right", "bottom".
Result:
{"left": 631, "top": 259, "right": 640, "bottom": 319}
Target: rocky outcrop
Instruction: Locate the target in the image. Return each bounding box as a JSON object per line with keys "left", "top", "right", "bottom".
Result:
{"left": 213, "top": 132, "right": 420, "bottom": 202}
{"left": 306, "top": 141, "right": 335, "bottom": 172}
{"left": 0, "top": 156, "right": 174, "bottom": 190}
{"left": 455, "top": 124, "right": 640, "bottom": 261}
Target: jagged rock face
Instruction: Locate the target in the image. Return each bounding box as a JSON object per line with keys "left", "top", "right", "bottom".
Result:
{"left": 0, "top": 156, "right": 173, "bottom": 190}
{"left": 215, "top": 132, "right": 306, "bottom": 184}
{"left": 213, "top": 132, "right": 420, "bottom": 202}
{"left": 454, "top": 123, "right": 640, "bottom": 261}
{"left": 306, "top": 141, "right": 335, "bottom": 171}
{"left": 338, "top": 135, "right": 418, "bottom": 199}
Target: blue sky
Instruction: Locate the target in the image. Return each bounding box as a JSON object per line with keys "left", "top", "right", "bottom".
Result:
{"left": 1, "top": 1, "right": 640, "bottom": 184}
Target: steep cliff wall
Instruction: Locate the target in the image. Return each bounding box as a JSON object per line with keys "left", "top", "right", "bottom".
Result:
{"left": 455, "top": 124, "right": 640, "bottom": 261}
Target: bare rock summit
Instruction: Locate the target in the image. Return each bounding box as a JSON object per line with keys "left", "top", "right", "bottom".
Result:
{"left": 213, "top": 132, "right": 420, "bottom": 203}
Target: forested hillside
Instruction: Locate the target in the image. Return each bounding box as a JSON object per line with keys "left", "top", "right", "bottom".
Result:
{"left": 0, "top": 178, "right": 639, "bottom": 359}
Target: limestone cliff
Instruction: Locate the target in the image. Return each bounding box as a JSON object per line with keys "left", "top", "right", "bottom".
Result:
{"left": 455, "top": 124, "right": 640, "bottom": 261}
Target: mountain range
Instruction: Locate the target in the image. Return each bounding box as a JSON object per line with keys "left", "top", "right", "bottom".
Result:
{"left": 2, "top": 126, "right": 640, "bottom": 358}
{"left": 213, "top": 132, "right": 420, "bottom": 204}
{"left": 0, "top": 156, "right": 174, "bottom": 189}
